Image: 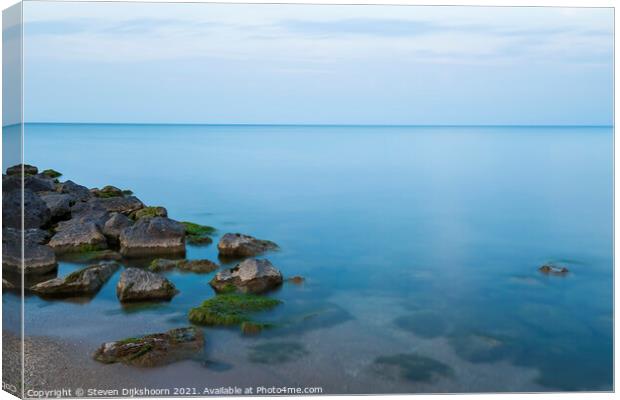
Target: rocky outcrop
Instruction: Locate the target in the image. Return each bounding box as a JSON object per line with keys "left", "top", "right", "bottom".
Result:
{"left": 210, "top": 258, "right": 283, "bottom": 294}
{"left": 48, "top": 221, "right": 108, "bottom": 254}
{"left": 93, "top": 327, "right": 203, "bottom": 367}
{"left": 39, "top": 192, "right": 73, "bottom": 219}
{"left": 102, "top": 212, "right": 133, "bottom": 244}
{"left": 2, "top": 228, "right": 57, "bottom": 275}
{"left": 217, "top": 233, "right": 278, "bottom": 258}
{"left": 30, "top": 262, "right": 119, "bottom": 297}
{"left": 3, "top": 189, "right": 52, "bottom": 229}
{"left": 57, "top": 180, "right": 92, "bottom": 202}
{"left": 116, "top": 268, "right": 178, "bottom": 302}
{"left": 119, "top": 217, "right": 185, "bottom": 257}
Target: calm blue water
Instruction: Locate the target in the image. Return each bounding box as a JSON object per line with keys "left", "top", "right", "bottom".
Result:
{"left": 5, "top": 123, "right": 613, "bottom": 392}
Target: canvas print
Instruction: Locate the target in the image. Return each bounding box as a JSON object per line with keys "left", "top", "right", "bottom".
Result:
{"left": 2, "top": 1, "right": 614, "bottom": 397}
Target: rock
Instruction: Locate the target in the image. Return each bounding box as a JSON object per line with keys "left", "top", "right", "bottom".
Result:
{"left": 91, "top": 196, "right": 144, "bottom": 215}
{"left": 41, "top": 169, "right": 62, "bottom": 179}
{"left": 30, "top": 262, "right": 119, "bottom": 297}
{"left": 102, "top": 212, "right": 133, "bottom": 243}
{"left": 24, "top": 175, "right": 56, "bottom": 192}
{"left": 188, "top": 293, "right": 281, "bottom": 326}
{"left": 2, "top": 174, "right": 21, "bottom": 192}
{"left": 57, "top": 180, "right": 92, "bottom": 202}
{"left": 116, "top": 268, "right": 178, "bottom": 302}
{"left": 61, "top": 249, "right": 122, "bottom": 263}
{"left": 93, "top": 327, "right": 203, "bottom": 367}
{"left": 148, "top": 258, "right": 181, "bottom": 272}
{"left": 539, "top": 264, "right": 569, "bottom": 275}
{"left": 2, "top": 278, "right": 15, "bottom": 290}
{"left": 48, "top": 221, "right": 108, "bottom": 254}
{"left": 93, "top": 185, "right": 124, "bottom": 198}
{"left": 217, "top": 233, "right": 278, "bottom": 257}
{"left": 3, "top": 189, "right": 51, "bottom": 229}
{"left": 69, "top": 201, "right": 111, "bottom": 227}
{"left": 6, "top": 164, "right": 38, "bottom": 176}
{"left": 178, "top": 259, "right": 219, "bottom": 273}
{"left": 181, "top": 222, "right": 215, "bottom": 245}
{"left": 39, "top": 192, "right": 73, "bottom": 219}
{"left": 210, "top": 258, "right": 283, "bottom": 294}
{"left": 119, "top": 217, "right": 185, "bottom": 257}
{"left": 23, "top": 228, "right": 51, "bottom": 245}
{"left": 287, "top": 276, "right": 305, "bottom": 285}
{"left": 2, "top": 229, "right": 57, "bottom": 275}
{"left": 131, "top": 206, "right": 168, "bottom": 220}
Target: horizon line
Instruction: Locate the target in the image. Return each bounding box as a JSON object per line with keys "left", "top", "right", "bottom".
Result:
{"left": 3, "top": 122, "right": 614, "bottom": 128}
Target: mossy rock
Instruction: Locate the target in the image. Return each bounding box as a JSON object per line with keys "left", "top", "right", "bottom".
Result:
{"left": 240, "top": 321, "right": 274, "bottom": 336}
{"left": 182, "top": 222, "right": 216, "bottom": 245}
{"left": 60, "top": 250, "right": 122, "bottom": 263}
{"left": 132, "top": 206, "right": 168, "bottom": 220}
{"left": 94, "top": 185, "right": 126, "bottom": 198}
{"left": 188, "top": 293, "right": 281, "bottom": 326}
{"left": 41, "top": 169, "right": 62, "bottom": 178}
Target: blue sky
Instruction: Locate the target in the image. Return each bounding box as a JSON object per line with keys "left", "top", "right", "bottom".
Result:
{"left": 18, "top": 2, "right": 614, "bottom": 125}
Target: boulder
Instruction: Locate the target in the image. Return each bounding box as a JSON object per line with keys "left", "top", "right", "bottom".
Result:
{"left": 57, "top": 180, "right": 92, "bottom": 202}
{"left": 91, "top": 196, "right": 144, "bottom": 215}
{"left": 2, "top": 228, "right": 57, "bottom": 275}
{"left": 217, "top": 233, "right": 278, "bottom": 258}
{"left": 69, "top": 201, "right": 111, "bottom": 228}
{"left": 48, "top": 221, "right": 108, "bottom": 254}
{"left": 102, "top": 212, "right": 133, "bottom": 243}
{"left": 39, "top": 192, "right": 73, "bottom": 219}
{"left": 93, "top": 327, "right": 203, "bottom": 367}
{"left": 24, "top": 175, "right": 56, "bottom": 192}
{"left": 3, "top": 189, "right": 51, "bottom": 229}
{"left": 131, "top": 206, "right": 168, "bottom": 220}
{"left": 119, "top": 217, "right": 185, "bottom": 257}
{"left": 210, "top": 258, "right": 283, "bottom": 294}
{"left": 6, "top": 164, "right": 38, "bottom": 176}
{"left": 30, "top": 262, "right": 119, "bottom": 297}
{"left": 116, "top": 268, "right": 178, "bottom": 302}
{"left": 93, "top": 185, "right": 124, "bottom": 198}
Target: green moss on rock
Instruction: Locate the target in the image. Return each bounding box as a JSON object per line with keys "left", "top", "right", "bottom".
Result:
{"left": 132, "top": 206, "right": 168, "bottom": 220}
{"left": 182, "top": 222, "right": 216, "bottom": 245}
{"left": 188, "top": 293, "right": 281, "bottom": 326}
{"left": 41, "top": 169, "right": 62, "bottom": 178}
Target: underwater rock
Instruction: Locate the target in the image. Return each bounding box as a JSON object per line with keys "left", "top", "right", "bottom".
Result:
{"left": 217, "top": 233, "right": 278, "bottom": 257}
{"left": 539, "top": 264, "right": 569, "bottom": 275}
{"left": 286, "top": 276, "right": 305, "bottom": 285}
{"left": 119, "top": 217, "right": 186, "bottom": 257}
{"left": 93, "top": 327, "right": 203, "bottom": 367}
{"left": 210, "top": 258, "right": 283, "bottom": 294}
{"left": 247, "top": 342, "right": 308, "bottom": 364}
{"left": 39, "top": 192, "right": 73, "bottom": 219}
{"left": 57, "top": 180, "right": 92, "bottom": 202}
{"left": 48, "top": 221, "right": 108, "bottom": 254}
{"left": 150, "top": 258, "right": 218, "bottom": 274}
{"left": 372, "top": 353, "right": 453, "bottom": 383}
{"left": 6, "top": 164, "right": 38, "bottom": 176}
{"left": 148, "top": 258, "right": 180, "bottom": 272}
{"left": 116, "top": 268, "right": 178, "bottom": 302}
{"left": 181, "top": 222, "right": 215, "bottom": 245}
{"left": 188, "top": 293, "right": 281, "bottom": 326}
{"left": 30, "top": 261, "right": 119, "bottom": 297}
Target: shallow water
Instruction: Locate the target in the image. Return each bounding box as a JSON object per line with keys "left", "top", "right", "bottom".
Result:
{"left": 4, "top": 124, "right": 613, "bottom": 393}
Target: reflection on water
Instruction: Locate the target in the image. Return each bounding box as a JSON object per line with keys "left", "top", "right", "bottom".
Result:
{"left": 3, "top": 124, "right": 612, "bottom": 392}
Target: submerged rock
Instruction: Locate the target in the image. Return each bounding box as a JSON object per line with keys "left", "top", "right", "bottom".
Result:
{"left": 286, "top": 276, "right": 305, "bottom": 285}
{"left": 188, "top": 293, "right": 281, "bottom": 326}
{"left": 248, "top": 341, "right": 308, "bottom": 364}
{"left": 149, "top": 258, "right": 219, "bottom": 274}
{"left": 93, "top": 327, "right": 203, "bottom": 367}
{"left": 30, "top": 262, "right": 119, "bottom": 297}
{"left": 48, "top": 221, "right": 108, "bottom": 254}
{"left": 182, "top": 222, "right": 215, "bottom": 245}
{"left": 210, "top": 258, "right": 283, "bottom": 294}
{"left": 116, "top": 268, "right": 178, "bottom": 302}
{"left": 119, "top": 217, "right": 185, "bottom": 257}
{"left": 2, "top": 228, "right": 57, "bottom": 275}
{"left": 217, "top": 233, "right": 278, "bottom": 257}
{"left": 539, "top": 264, "right": 569, "bottom": 275}
{"left": 372, "top": 353, "right": 453, "bottom": 383}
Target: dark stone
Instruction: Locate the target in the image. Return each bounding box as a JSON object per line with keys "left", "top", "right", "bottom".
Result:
{"left": 116, "top": 268, "right": 178, "bottom": 302}
{"left": 2, "top": 228, "right": 57, "bottom": 275}
{"left": 539, "top": 264, "right": 569, "bottom": 275}
{"left": 6, "top": 164, "right": 38, "bottom": 176}
{"left": 93, "top": 327, "right": 204, "bottom": 367}
{"left": 39, "top": 192, "right": 73, "bottom": 219}
{"left": 30, "top": 262, "right": 119, "bottom": 297}
{"left": 91, "top": 196, "right": 144, "bottom": 215}
{"left": 3, "top": 189, "right": 51, "bottom": 229}
{"left": 102, "top": 212, "right": 133, "bottom": 243}
{"left": 210, "top": 258, "right": 283, "bottom": 294}
{"left": 217, "top": 233, "right": 278, "bottom": 257}
{"left": 119, "top": 217, "right": 185, "bottom": 257}
{"left": 48, "top": 221, "right": 108, "bottom": 254}
{"left": 57, "top": 180, "right": 92, "bottom": 202}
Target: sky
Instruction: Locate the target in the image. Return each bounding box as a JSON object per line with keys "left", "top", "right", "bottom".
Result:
{"left": 14, "top": 1, "right": 615, "bottom": 125}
